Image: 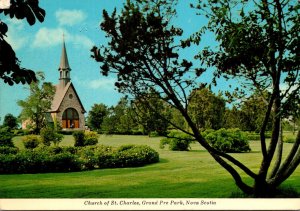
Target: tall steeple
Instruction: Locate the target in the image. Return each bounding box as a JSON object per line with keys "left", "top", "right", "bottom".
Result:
{"left": 58, "top": 34, "right": 71, "bottom": 87}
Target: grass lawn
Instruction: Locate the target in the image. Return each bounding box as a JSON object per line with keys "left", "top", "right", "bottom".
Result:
{"left": 0, "top": 134, "right": 299, "bottom": 198}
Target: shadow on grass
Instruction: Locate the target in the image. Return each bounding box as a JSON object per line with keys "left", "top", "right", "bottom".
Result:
{"left": 230, "top": 185, "right": 300, "bottom": 198}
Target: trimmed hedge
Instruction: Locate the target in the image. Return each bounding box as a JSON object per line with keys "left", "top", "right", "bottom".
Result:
{"left": 0, "top": 144, "right": 159, "bottom": 174}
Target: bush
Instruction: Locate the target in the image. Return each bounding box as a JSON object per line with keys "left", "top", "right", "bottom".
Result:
{"left": 149, "top": 131, "right": 160, "bottom": 137}
{"left": 0, "top": 147, "right": 81, "bottom": 174}
{"left": 73, "top": 131, "right": 85, "bottom": 147}
{"left": 0, "top": 144, "right": 159, "bottom": 174}
{"left": 160, "top": 131, "right": 194, "bottom": 151}
{"left": 0, "top": 146, "right": 19, "bottom": 154}
{"left": 0, "top": 127, "right": 14, "bottom": 147}
{"left": 73, "top": 131, "right": 99, "bottom": 147}
{"left": 204, "top": 128, "right": 251, "bottom": 153}
{"left": 114, "top": 145, "right": 159, "bottom": 167}
{"left": 40, "top": 127, "right": 63, "bottom": 146}
{"left": 84, "top": 131, "right": 99, "bottom": 146}
{"left": 22, "top": 135, "right": 40, "bottom": 149}
{"left": 283, "top": 136, "right": 295, "bottom": 143}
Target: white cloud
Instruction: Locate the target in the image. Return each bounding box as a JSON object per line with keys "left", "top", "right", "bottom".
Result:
{"left": 32, "top": 27, "right": 94, "bottom": 49}
{"left": 73, "top": 77, "right": 116, "bottom": 91}
{"left": 89, "top": 78, "right": 116, "bottom": 90}
{"left": 55, "top": 9, "right": 86, "bottom": 26}
{"left": 32, "top": 27, "right": 65, "bottom": 48}
{"left": 5, "top": 19, "right": 28, "bottom": 50}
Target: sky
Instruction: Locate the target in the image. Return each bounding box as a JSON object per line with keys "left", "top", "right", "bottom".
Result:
{"left": 0, "top": 0, "right": 221, "bottom": 123}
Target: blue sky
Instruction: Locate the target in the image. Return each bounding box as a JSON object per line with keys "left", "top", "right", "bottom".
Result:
{"left": 0, "top": 0, "right": 222, "bottom": 123}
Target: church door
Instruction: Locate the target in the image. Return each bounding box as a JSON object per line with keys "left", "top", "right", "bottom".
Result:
{"left": 62, "top": 108, "right": 79, "bottom": 129}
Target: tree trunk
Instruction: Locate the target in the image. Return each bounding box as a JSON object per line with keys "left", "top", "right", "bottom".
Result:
{"left": 253, "top": 176, "right": 275, "bottom": 197}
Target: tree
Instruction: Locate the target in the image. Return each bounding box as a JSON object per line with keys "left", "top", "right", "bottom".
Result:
{"left": 101, "top": 97, "right": 137, "bottom": 134}
{"left": 239, "top": 92, "right": 273, "bottom": 132}
{"left": 131, "top": 89, "right": 172, "bottom": 135}
{"left": 18, "top": 73, "right": 55, "bottom": 134}
{"left": 223, "top": 106, "right": 243, "bottom": 129}
{"left": 91, "top": 0, "right": 299, "bottom": 197}
{"left": 188, "top": 87, "right": 225, "bottom": 130}
{"left": 87, "top": 103, "right": 108, "bottom": 131}
{"left": 2, "top": 113, "right": 18, "bottom": 130}
{"left": 192, "top": 0, "right": 300, "bottom": 196}
{"left": 0, "top": 0, "right": 45, "bottom": 85}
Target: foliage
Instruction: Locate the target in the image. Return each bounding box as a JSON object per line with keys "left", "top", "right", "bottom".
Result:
{"left": 84, "top": 131, "right": 99, "bottom": 146}
{"left": 0, "top": 126, "right": 14, "bottom": 147}
{"left": 0, "top": 144, "right": 159, "bottom": 174}
{"left": 87, "top": 103, "right": 108, "bottom": 131}
{"left": 17, "top": 73, "right": 55, "bottom": 134}
{"left": 191, "top": 0, "right": 300, "bottom": 196}
{"left": 239, "top": 92, "right": 273, "bottom": 132}
{"left": 22, "top": 135, "right": 40, "bottom": 149}
{"left": 40, "top": 127, "right": 63, "bottom": 146}
{"left": 0, "top": 0, "right": 45, "bottom": 85}
{"left": 0, "top": 146, "right": 18, "bottom": 155}
{"left": 132, "top": 90, "right": 172, "bottom": 136}
{"left": 73, "top": 131, "right": 85, "bottom": 147}
{"left": 92, "top": 0, "right": 299, "bottom": 197}
{"left": 73, "top": 130, "right": 98, "bottom": 147}
{"left": 188, "top": 87, "right": 226, "bottom": 130}
{"left": 2, "top": 113, "right": 18, "bottom": 130}
{"left": 203, "top": 129, "right": 251, "bottom": 153}
{"left": 78, "top": 144, "right": 159, "bottom": 170}
{"left": 160, "top": 131, "right": 194, "bottom": 151}
{"left": 101, "top": 97, "right": 137, "bottom": 134}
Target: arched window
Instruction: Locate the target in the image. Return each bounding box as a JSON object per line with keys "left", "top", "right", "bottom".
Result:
{"left": 62, "top": 108, "right": 79, "bottom": 128}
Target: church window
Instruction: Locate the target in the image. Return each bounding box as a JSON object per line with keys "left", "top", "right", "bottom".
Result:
{"left": 62, "top": 108, "right": 79, "bottom": 128}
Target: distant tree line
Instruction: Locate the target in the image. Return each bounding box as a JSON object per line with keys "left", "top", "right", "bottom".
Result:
{"left": 86, "top": 87, "right": 279, "bottom": 135}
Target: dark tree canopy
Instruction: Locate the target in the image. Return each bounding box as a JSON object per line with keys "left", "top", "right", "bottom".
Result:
{"left": 2, "top": 113, "right": 18, "bottom": 130}
{"left": 0, "top": 0, "right": 45, "bottom": 85}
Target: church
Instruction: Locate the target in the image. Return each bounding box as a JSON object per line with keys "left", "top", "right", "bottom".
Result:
{"left": 48, "top": 38, "right": 86, "bottom": 130}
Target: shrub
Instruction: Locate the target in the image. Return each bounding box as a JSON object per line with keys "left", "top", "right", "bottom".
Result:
{"left": 204, "top": 128, "right": 251, "bottom": 153}
{"left": 0, "top": 147, "right": 82, "bottom": 174}
{"left": 40, "top": 127, "right": 63, "bottom": 146}
{"left": 0, "top": 146, "right": 19, "bottom": 154}
{"left": 160, "top": 131, "right": 194, "bottom": 151}
{"left": 149, "top": 131, "right": 160, "bottom": 137}
{"left": 283, "top": 136, "right": 295, "bottom": 143}
{"left": 78, "top": 146, "right": 98, "bottom": 170}
{"left": 0, "top": 127, "right": 14, "bottom": 147}
{"left": 73, "top": 131, "right": 85, "bottom": 147}
{"left": 22, "top": 135, "right": 40, "bottom": 149}
{"left": 0, "top": 144, "right": 159, "bottom": 174}
{"left": 114, "top": 145, "right": 159, "bottom": 167}
{"left": 84, "top": 131, "right": 99, "bottom": 146}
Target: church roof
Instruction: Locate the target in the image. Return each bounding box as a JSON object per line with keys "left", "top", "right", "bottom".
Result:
{"left": 59, "top": 38, "right": 71, "bottom": 71}
{"left": 50, "top": 82, "right": 86, "bottom": 113}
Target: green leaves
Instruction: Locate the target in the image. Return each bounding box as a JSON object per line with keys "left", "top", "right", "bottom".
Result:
{"left": 0, "top": 0, "right": 45, "bottom": 85}
{"left": 0, "top": 0, "right": 46, "bottom": 25}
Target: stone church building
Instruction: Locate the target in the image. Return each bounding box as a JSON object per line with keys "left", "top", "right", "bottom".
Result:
{"left": 48, "top": 39, "right": 86, "bottom": 130}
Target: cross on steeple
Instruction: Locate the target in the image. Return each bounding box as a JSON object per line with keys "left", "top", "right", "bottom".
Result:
{"left": 58, "top": 34, "right": 71, "bottom": 87}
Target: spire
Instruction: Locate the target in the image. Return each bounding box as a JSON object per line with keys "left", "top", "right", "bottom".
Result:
{"left": 58, "top": 34, "right": 71, "bottom": 87}
{"left": 59, "top": 34, "right": 71, "bottom": 71}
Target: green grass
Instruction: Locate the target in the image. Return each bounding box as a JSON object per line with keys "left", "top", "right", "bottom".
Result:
{"left": 1, "top": 134, "right": 299, "bottom": 198}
